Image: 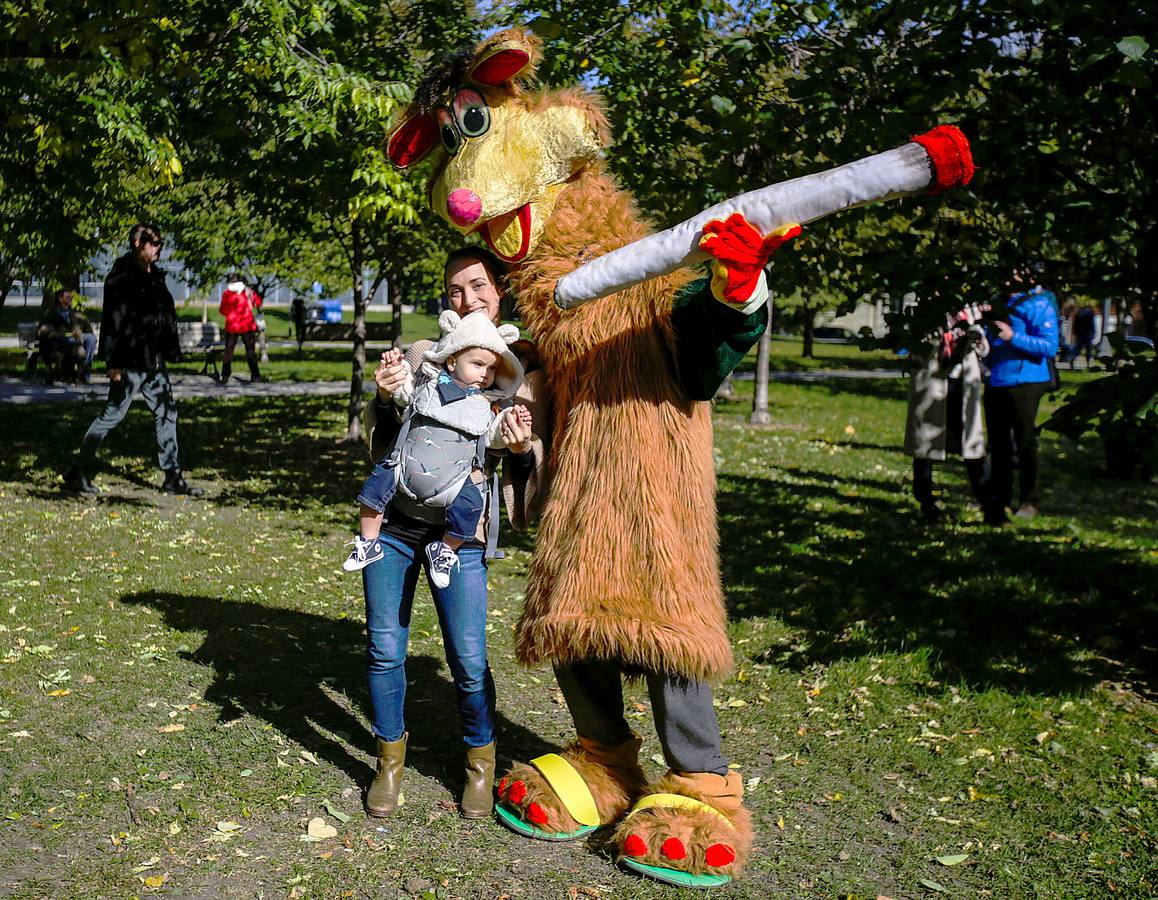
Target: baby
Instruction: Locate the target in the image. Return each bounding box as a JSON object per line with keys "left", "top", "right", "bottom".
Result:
{"left": 344, "top": 310, "right": 531, "bottom": 587}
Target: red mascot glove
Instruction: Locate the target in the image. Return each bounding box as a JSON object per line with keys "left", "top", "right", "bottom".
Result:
{"left": 698, "top": 213, "right": 802, "bottom": 307}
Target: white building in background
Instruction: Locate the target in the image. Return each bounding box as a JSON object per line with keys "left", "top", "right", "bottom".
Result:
{"left": 817, "top": 293, "right": 918, "bottom": 339}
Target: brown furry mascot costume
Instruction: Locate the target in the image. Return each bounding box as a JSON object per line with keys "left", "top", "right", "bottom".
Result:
{"left": 387, "top": 28, "right": 973, "bottom": 887}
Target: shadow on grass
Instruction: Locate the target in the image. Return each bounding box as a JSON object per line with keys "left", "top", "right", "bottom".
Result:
{"left": 0, "top": 395, "right": 367, "bottom": 510}
{"left": 718, "top": 469, "right": 1157, "bottom": 694}
{"left": 121, "top": 591, "right": 554, "bottom": 793}
{"left": 808, "top": 377, "right": 910, "bottom": 402}
{"left": 1, "top": 396, "right": 540, "bottom": 530}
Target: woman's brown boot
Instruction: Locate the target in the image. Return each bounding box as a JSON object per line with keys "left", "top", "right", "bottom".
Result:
{"left": 366, "top": 733, "right": 407, "bottom": 817}
{"left": 461, "top": 741, "right": 496, "bottom": 818}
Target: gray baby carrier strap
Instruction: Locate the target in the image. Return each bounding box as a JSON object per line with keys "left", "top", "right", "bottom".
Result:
{"left": 385, "top": 402, "right": 504, "bottom": 560}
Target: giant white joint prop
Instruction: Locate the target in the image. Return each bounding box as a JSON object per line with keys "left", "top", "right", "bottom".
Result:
{"left": 553, "top": 126, "right": 974, "bottom": 309}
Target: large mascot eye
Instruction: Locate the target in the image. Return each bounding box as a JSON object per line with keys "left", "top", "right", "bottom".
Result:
{"left": 436, "top": 108, "right": 461, "bottom": 156}
{"left": 452, "top": 89, "right": 491, "bottom": 138}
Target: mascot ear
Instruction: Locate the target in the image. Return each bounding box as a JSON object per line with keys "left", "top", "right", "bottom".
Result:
{"left": 387, "top": 112, "right": 439, "bottom": 168}
{"left": 438, "top": 309, "right": 462, "bottom": 335}
{"left": 469, "top": 45, "right": 532, "bottom": 86}
{"left": 496, "top": 323, "right": 520, "bottom": 345}
{"left": 467, "top": 30, "right": 540, "bottom": 86}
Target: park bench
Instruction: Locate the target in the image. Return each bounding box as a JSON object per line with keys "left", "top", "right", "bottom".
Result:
{"left": 20, "top": 320, "right": 101, "bottom": 382}
{"left": 303, "top": 321, "right": 399, "bottom": 344}
{"left": 177, "top": 322, "right": 225, "bottom": 377}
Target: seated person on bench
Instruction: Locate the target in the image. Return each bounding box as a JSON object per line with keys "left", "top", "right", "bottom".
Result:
{"left": 38, "top": 289, "right": 96, "bottom": 383}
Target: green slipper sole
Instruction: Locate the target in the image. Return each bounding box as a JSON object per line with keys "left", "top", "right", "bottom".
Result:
{"left": 619, "top": 858, "right": 732, "bottom": 889}
{"left": 494, "top": 802, "right": 598, "bottom": 842}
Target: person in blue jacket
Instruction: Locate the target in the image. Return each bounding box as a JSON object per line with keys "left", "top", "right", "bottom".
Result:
{"left": 984, "top": 260, "right": 1059, "bottom": 521}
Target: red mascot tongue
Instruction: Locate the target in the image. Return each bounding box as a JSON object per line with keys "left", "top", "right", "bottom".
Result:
{"left": 479, "top": 204, "right": 533, "bottom": 263}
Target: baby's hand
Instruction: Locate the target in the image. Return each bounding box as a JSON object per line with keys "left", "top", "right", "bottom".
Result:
{"left": 502, "top": 405, "right": 533, "bottom": 453}
{"left": 374, "top": 348, "right": 408, "bottom": 401}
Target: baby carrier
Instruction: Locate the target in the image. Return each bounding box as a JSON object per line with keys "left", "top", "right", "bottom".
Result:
{"left": 377, "top": 309, "right": 525, "bottom": 557}
{"left": 389, "top": 375, "right": 491, "bottom": 508}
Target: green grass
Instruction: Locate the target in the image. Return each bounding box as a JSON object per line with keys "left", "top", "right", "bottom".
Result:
{"left": 0, "top": 376, "right": 1155, "bottom": 898}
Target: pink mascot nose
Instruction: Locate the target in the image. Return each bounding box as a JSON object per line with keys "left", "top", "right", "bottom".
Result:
{"left": 446, "top": 189, "right": 483, "bottom": 227}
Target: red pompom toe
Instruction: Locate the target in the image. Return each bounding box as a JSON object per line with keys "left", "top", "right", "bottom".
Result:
{"left": 705, "top": 843, "right": 736, "bottom": 867}
{"left": 507, "top": 780, "right": 527, "bottom": 805}
{"left": 622, "top": 833, "right": 648, "bottom": 857}
{"left": 660, "top": 837, "right": 687, "bottom": 860}
{"left": 527, "top": 801, "right": 548, "bottom": 825}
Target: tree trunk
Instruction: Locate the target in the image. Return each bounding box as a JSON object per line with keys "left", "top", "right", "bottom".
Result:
{"left": 749, "top": 297, "right": 773, "bottom": 425}
{"left": 344, "top": 223, "right": 367, "bottom": 443}
{"left": 801, "top": 303, "right": 815, "bottom": 358}
{"left": 0, "top": 266, "right": 13, "bottom": 309}
{"left": 1139, "top": 221, "right": 1158, "bottom": 341}
{"left": 388, "top": 268, "right": 403, "bottom": 349}
{"left": 713, "top": 373, "right": 737, "bottom": 402}
{"left": 254, "top": 278, "right": 272, "bottom": 363}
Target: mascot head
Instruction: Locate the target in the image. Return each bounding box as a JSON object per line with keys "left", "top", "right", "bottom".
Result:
{"left": 387, "top": 29, "right": 610, "bottom": 263}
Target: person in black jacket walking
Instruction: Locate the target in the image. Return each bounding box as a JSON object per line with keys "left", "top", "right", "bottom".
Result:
{"left": 62, "top": 224, "right": 203, "bottom": 496}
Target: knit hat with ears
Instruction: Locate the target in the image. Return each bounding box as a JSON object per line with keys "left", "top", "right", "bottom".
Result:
{"left": 423, "top": 309, "right": 525, "bottom": 398}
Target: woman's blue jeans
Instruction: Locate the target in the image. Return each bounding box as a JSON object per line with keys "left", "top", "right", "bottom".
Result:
{"left": 362, "top": 532, "right": 495, "bottom": 748}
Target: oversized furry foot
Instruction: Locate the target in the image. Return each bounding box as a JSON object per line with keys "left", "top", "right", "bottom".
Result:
{"left": 613, "top": 771, "right": 751, "bottom": 886}
{"left": 495, "top": 737, "right": 646, "bottom": 840}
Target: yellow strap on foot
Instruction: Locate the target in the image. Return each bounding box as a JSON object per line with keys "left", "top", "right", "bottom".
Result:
{"left": 626, "top": 793, "right": 734, "bottom": 829}
{"left": 529, "top": 753, "right": 601, "bottom": 827}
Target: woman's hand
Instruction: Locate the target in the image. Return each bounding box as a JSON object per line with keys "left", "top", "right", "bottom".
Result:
{"left": 374, "top": 348, "right": 407, "bottom": 401}
{"left": 994, "top": 320, "right": 1014, "bottom": 341}
{"left": 501, "top": 405, "right": 533, "bottom": 454}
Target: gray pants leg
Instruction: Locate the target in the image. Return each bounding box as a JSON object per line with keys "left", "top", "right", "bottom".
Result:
{"left": 554, "top": 659, "right": 729, "bottom": 775}
{"left": 140, "top": 369, "right": 180, "bottom": 471}
{"left": 77, "top": 369, "right": 180, "bottom": 472}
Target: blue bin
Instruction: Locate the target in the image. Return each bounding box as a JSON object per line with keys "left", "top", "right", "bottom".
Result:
{"left": 309, "top": 300, "right": 343, "bottom": 324}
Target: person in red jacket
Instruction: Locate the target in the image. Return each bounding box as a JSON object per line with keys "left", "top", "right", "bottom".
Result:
{"left": 218, "top": 274, "right": 264, "bottom": 383}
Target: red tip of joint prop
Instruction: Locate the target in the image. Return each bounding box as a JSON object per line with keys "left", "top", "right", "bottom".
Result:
{"left": 911, "top": 125, "right": 975, "bottom": 194}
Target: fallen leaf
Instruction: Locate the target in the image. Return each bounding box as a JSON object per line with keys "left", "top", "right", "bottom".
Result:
{"left": 300, "top": 750, "right": 319, "bottom": 766}
{"left": 47, "top": 689, "right": 71, "bottom": 697}
{"left": 306, "top": 817, "right": 338, "bottom": 840}
{"left": 920, "top": 878, "right": 949, "bottom": 893}
{"left": 157, "top": 723, "right": 185, "bottom": 734}
{"left": 322, "top": 799, "right": 351, "bottom": 824}
{"left": 141, "top": 873, "right": 168, "bottom": 889}
{"left": 934, "top": 853, "right": 969, "bottom": 866}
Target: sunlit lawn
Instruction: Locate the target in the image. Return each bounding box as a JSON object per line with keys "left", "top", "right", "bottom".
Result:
{"left": 0, "top": 373, "right": 1154, "bottom": 898}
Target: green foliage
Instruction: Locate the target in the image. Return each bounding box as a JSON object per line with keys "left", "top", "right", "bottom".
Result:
{"left": 1049, "top": 346, "right": 1158, "bottom": 479}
